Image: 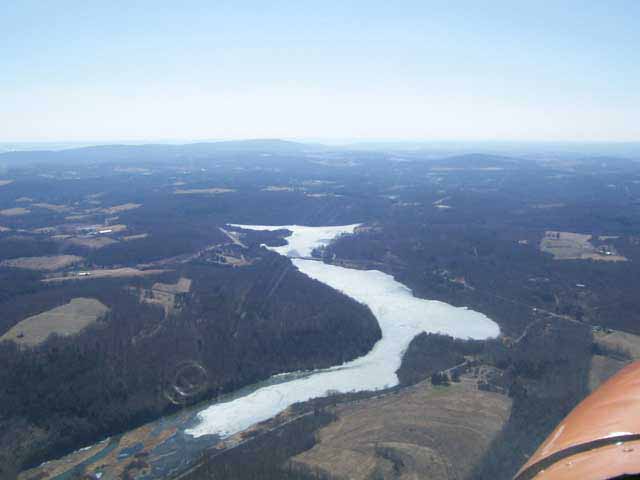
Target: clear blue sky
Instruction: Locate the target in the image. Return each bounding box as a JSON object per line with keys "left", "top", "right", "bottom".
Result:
{"left": 1, "top": 1, "right": 639, "bottom": 142}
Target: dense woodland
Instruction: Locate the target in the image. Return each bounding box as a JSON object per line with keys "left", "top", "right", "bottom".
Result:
{"left": 325, "top": 219, "right": 640, "bottom": 336}
{"left": 0, "top": 249, "right": 379, "bottom": 473}
{"left": 396, "top": 332, "right": 481, "bottom": 386}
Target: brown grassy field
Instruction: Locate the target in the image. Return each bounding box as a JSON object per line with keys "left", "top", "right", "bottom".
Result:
{"left": 153, "top": 277, "right": 192, "bottom": 294}
{"left": 138, "top": 277, "right": 192, "bottom": 315}
{"left": 0, "top": 207, "right": 30, "bottom": 216}
{"left": 305, "top": 192, "right": 343, "bottom": 198}
{"left": 594, "top": 329, "right": 640, "bottom": 359}
{"left": 66, "top": 236, "right": 118, "bottom": 249}
{"left": 123, "top": 233, "right": 149, "bottom": 241}
{"left": 100, "top": 203, "right": 141, "bottom": 214}
{"left": 588, "top": 355, "right": 627, "bottom": 391}
{"left": 291, "top": 377, "right": 512, "bottom": 480}
{"left": 0, "top": 255, "right": 84, "bottom": 271}
{"left": 44, "top": 268, "right": 167, "bottom": 282}
{"left": 589, "top": 330, "right": 640, "bottom": 391}
{"left": 32, "top": 203, "right": 72, "bottom": 213}
{"left": 174, "top": 188, "right": 235, "bottom": 195}
{"left": 1, "top": 298, "right": 109, "bottom": 346}
{"left": 262, "top": 186, "right": 295, "bottom": 191}
{"left": 540, "top": 231, "right": 627, "bottom": 261}
{"left": 65, "top": 214, "right": 93, "bottom": 221}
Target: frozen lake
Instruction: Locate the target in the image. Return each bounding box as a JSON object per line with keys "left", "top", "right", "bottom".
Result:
{"left": 186, "top": 224, "right": 499, "bottom": 438}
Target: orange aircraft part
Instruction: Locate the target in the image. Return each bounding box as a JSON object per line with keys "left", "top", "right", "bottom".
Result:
{"left": 514, "top": 360, "right": 640, "bottom": 480}
{"left": 520, "top": 440, "right": 640, "bottom": 480}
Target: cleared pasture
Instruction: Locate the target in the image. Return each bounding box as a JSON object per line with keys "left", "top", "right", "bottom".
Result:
{"left": 0, "top": 207, "right": 30, "bottom": 216}
{"left": 1, "top": 298, "right": 109, "bottom": 346}
{"left": 1, "top": 255, "right": 84, "bottom": 271}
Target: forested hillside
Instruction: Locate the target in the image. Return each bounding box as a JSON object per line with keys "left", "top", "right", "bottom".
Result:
{"left": 0, "top": 248, "right": 379, "bottom": 472}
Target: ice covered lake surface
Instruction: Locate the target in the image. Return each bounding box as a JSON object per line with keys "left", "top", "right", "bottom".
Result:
{"left": 185, "top": 224, "right": 500, "bottom": 438}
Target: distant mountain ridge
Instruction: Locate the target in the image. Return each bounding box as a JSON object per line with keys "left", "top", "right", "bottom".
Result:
{"left": 3, "top": 141, "right": 637, "bottom": 170}
{"left": 0, "top": 139, "right": 320, "bottom": 165}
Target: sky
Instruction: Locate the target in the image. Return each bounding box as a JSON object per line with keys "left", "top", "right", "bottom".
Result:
{"left": 1, "top": 1, "right": 639, "bottom": 142}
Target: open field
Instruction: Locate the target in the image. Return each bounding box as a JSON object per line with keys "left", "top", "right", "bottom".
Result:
{"left": 0, "top": 207, "right": 30, "bottom": 216}
{"left": 174, "top": 188, "right": 235, "bottom": 195}
{"left": 305, "top": 192, "right": 343, "bottom": 198}
{"left": 594, "top": 329, "right": 640, "bottom": 359}
{"left": 579, "top": 252, "right": 628, "bottom": 262}
{"left": 32, "top": 203, "right": 72, "bottom": 213}
{"left": 540, "top": 230, "right": 627, "bottom": 261}
{"left": 531, "top": 203, "right": 566, "bottom": 209}
{"left": 153, "top": 277, "right": 192, "bottom": 294}
{"left": 262, "top": 186, "right": 295, "bottom": 191}
{"left": 589, "top": 330, "right": 640, "bottom": 391}
{"left": 65, "top": 214, "right": 94, "bottom": 221}
{"left": 123, "top": 232, "right": 149, "bottom": 241}
{"left": 291, "top": 378, "right": 511, "bottom": 480}
{"left": 0, "top": 298, "right": 109, "bottom": 346}
{"left": 101, "top": 203, "right": 141, "bottom": 214}
{"left": 44, "top": 267, "right": 167, "bottom": 282}
{"left": 96, "top": 224, "right": 127, "bottom": 233}
{"left": 588, "top": 355, "right": 627, "bottom": 391}
{"left": 32, "top": 226, "right": 56, "bottom": 234}
{"left": 139, "top": 277, "right": 192, "bottom": 315}
{"left": 1, "top": 255, "right": 84, "bottom": 271}
{"left": 217, "top": 254, "right": 252, "bottom": 266}
{"left": 66, "top": 236, "right": 119, "bottom": 249}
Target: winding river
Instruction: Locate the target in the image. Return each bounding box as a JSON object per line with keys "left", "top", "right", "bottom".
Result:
{"left": 30, "top": 224, "right": 499, "bottom": 480}
{"left": 186, "top": 224, "right": 499, "bottom": 438}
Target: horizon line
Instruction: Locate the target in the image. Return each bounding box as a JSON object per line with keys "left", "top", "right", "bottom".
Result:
{"left": 2, "top": 137, "right": 640, "bottom": 146}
